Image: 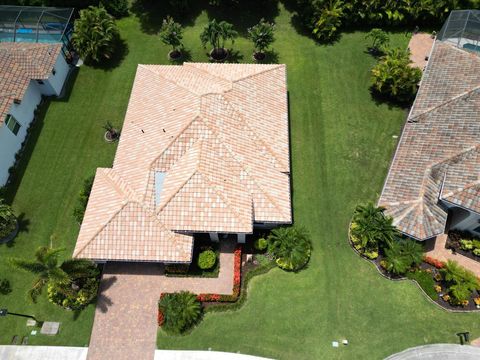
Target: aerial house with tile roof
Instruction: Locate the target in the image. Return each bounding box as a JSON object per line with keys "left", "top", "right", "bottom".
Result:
{"left": 74, "top": 63, "right": 292, "bottom": 263}
{"left": 379, "top": 10, "right": 480, "bottom": 242}
{"left": 0, "top": 41, "right": 71, "bottom": 185}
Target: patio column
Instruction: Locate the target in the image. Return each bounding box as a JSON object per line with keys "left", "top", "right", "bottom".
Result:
{"left": 209, "top": 232, "right": 219, "bottom": 242}
{"left": 237, "top": 233, "right": 246, "bottom": 243}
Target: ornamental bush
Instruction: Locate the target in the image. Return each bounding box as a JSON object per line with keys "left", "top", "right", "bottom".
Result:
{"left": 0, "top": 278, "right": 12, "bottom": 295}
{"left": 158, "top": 291, "right": 202, "bottom": 334}
{"left": 268, "top": 226, "right": 312, "bottom": 271}
{"left": 73, "top": 175, "right": 94, "bottom": 224}
{"left": 197, "top": 249, "right": 216, "bottom": 270}
{"left": 441, "top": 260, "right": 480, "bottom": 304}
{"left": 48, "top": 276, "right": 99, "bottom": 310}
{"left": 460, "top": 239, "right": 473, "bottom": 250}
{"left": 254, "top": 237, "right": 268, "bottom": 251}
{"left": 371, "top": 47, "right": 422, "bottom": 104}
{"left": 72, "top": 6, "right": 120, "bottom": 64}
{"left": 100, "top": 0, "right": 129, "bottom": 18}
{"left": 0, "top": 199, "right": 16, "bottom": 239}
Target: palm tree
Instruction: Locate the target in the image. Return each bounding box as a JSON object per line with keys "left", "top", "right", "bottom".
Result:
{"left": 200, "top": 19, "right": 238, "bottom": 60}
{"left": 384, "top": 239, "right": 424, "bottom": 275}
{"left": 312, "top": 0, "right": 344, "bottom": 43}
{"left": 72, "top": 6, "right": 119, "bottom": 63}
{"left": 160, "top": 16, "right": 184, "bottom": 58}
{"left": 268, "top": 226, "right": 312, "bottom": 271}
{"left": 9, "top": 246, "right": 96, "bottom": 302}
{"left": 351, "top": 202, "right": 399, "bottom": 251}
{"left": 158, "top": 291, "right": 202, "bottom": 334}
{"left": 365, "top": 28, "right": 389, "bottom": 54}
{"left": 0, "top": 199, "right": 16, "bottom": 238}
{"left": 247, "top": 19, "right": 275, "bottom": 60}
{"left": 371, "top": 47, "right": 422, "bottom": 103}
{"left": 441, "top": 260, "right": 480, "bottom": 303}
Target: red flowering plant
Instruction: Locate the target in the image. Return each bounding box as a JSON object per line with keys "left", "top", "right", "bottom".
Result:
{"left": 196, "top": 245, "right": 242, "bottom": 303}
{"left": 157, "top": 308, "right": 165, "bottom": 326}
{"left": 423, "top": 256, "right": 445, "bottom": 269}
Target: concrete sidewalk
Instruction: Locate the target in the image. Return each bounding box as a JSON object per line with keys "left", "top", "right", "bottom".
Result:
{"left": 385, "top": 344, "right": 480, "bottom": 360}
{"left": 0, "top": 346, "right": 87, "bottom": 360}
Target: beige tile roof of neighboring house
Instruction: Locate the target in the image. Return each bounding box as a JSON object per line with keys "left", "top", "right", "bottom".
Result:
{"left": 0, "top": 42, "right": 61, "bottom": 124}
{"left": 74, "top": 63, "right": 291, "bottom": 262}
{"left": 379, "top": 41, "right": 480, "bottom": 240}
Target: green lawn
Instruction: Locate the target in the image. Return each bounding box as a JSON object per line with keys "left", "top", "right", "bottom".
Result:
{"left": 0, "top": 1, "right": 479, "bottom": 357}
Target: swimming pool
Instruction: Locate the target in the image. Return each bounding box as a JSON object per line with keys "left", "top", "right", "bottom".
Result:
{"left": 0, "top": 32, "right": 62, "bottom": 43}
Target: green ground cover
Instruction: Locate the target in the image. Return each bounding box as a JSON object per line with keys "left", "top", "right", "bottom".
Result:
{"left": 0, "top": 1, "right": 479, "bottom": 357}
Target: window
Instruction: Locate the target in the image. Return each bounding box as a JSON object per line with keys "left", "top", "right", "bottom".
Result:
{"left": 5, "top": 115, "right": 21, "bottom": 136}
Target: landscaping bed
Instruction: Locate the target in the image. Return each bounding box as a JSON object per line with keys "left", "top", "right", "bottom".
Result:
{"left": 165, "top": 235, "right": 219, "bottom": 278}
{"left": 446, "top": 231, "right": 480, "bottom": 263}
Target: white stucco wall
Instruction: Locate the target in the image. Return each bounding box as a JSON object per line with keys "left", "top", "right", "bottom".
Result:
{"left": 35, "top": 53, "right": 70, "bottom": 96}
{"left": 0, "top": 81, "right": 42, "bottom": 185}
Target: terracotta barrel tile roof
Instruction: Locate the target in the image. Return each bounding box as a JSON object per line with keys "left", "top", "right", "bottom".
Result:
{"left": 74, "top": 63, "right": 291, "bottom": 262}
{"left": 0, "top": 42, "right": 61, "bottom": 123}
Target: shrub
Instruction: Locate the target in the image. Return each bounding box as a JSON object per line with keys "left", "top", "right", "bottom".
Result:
{"left": 371, "top": 47, "right": 422, "bottom": 104}
{"left": 100, "top": 0, "right": 129, "bottom": 18}
{"left": 365, "top": 28, "right": 389, "bottom": 54}
{"left": 364, "top": 250, "right": 378, "bottom": 260}
{"left": 460, "top": 239, "right": 474, "bottom": 250}
{"left": 73, "top": 175, "right": 94, "bottom": 224}
{"left": 423, "top": 256, "right": 444, "bottom": 269}
{"left": 0, "top": 199, "right": 16, "bottom": 239}
{"left": 247, "top": 18, "right": 275, "bottom": 56}
{"left": 268, "top": 226, "right": 312, "bottom": 271}
{"left": 158, "top": 291, "right": 202, "bottom": 334}
{"left": 47, "top": 276, "right": 99, "bottom": 310}
{"left": 197, "top": 249, "right": 216, "bottom": 270}
{"left": 72, "top": 6, "right": 120, "bottom": 64}
{"left": 312, "top": 0, "right": 344, "bottom": 42}
{"left": 254, "top": 237, "right": 268, "bottom": 251}
{"left": 473, "top": 239, "right": 480, "bottom": 249}
{"left": 0, "top": 278, "right": 12, "bottom": 295}
{"left": 407, "top": 270, "right": 437, "bottom": 300}
{"left": 384, "top": 239, "right": 424, "bottom": 275}
{"left": 441, "top": 260, "right": 480, "bottom": 304}
{"left": 200, "top": 19, "right": 238, "bottom": 57}
{"left": 351, "top": 202, "right": 399, "bottom": 251}
{"left": 474, "top": 248, "right": 480, "bottom": 257}
{"left": 160, "top": 16, "right": 184, "bottom": 54}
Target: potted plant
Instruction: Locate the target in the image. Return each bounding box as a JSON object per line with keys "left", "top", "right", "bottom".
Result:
{"left": 200, "top": 19, "right": 237, "bottom": 62}
{"left": 103, "top": 121, "right": 119, "bottom": 142}
{"left": 248, "top": 19, "right": 275, "bottom": 61}
{"left": 0, "top": 199, "right": 17, "bottom": 243}
{"left": 160, "top": 16, "right": 184, "bottom": 60}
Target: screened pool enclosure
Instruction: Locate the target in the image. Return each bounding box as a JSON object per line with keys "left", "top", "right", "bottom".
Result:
{"left": 0, "top": 6, "right": 73, "bottom": 46}
{"left": 438, "top": 10, "right": 480, "bottom": 54}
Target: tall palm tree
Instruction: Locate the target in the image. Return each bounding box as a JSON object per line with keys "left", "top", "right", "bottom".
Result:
{"left": 351, "top": 202, "right": 399, "bottom": 250}
{"left": 72, "top": 6, "right": 119, "bottom": 63}
{"left": 9, "top": 246, "right": 95, "bottom": 302}
{"left": 200, "top": 19, "right": 237, "bottom": 58}
{"left": 268, "top": 226, "right": 312, "bottom": 271}
{"left": 159, "top": 291, "right": 202, "bottom": 334}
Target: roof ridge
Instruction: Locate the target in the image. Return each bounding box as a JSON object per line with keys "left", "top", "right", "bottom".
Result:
{"left": 441, "top": 179, "right": 480, "bottom": 199}
{"left": 196, "top": 171, "right": 253, "bottom": 230}
{"left": 138, "top": 64, "right": 200, "bottom": 97}
{"left": 409, "top": 85, "right": 480, "bottom": 122}
{"left": 183, "top": 62, "right": 235, "bottom": 85}
{"left": 232, "top": 64, "right": 284, "bottom": 84}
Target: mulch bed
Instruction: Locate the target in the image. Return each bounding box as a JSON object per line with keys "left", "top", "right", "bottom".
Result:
{"left": 349, "top": 236, "right": 480, "bottom": 312}
{"left": 446, "top": 232, "right": 480, "bottom": 263}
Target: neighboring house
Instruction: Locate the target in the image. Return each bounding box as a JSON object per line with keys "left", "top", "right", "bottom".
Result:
{"left": 74, "top": 63, "right": 292, "bottom": 263}
{"left": 0, "top": 42, "right": 70, "bottom": 185}
{"left": 379, "top": 10, "right": 480, "bottom": 241}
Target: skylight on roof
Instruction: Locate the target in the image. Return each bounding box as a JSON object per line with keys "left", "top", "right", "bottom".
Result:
{"left": 155, "top": 171, "right": 166, "bottom": 206}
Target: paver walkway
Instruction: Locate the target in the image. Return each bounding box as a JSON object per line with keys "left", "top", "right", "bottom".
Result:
{"left": 425, "top": 234, "right": 480, "bottom": 277}
{"left": 408, "top": 33, "right": 435, "bottom": 70}
{"left": 87, "top": 240, "right": 236, "bottom": 360}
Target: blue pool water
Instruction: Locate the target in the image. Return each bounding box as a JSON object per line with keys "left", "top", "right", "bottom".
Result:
{"left": 0, "top": 32, "right": 61, "bottom": 43}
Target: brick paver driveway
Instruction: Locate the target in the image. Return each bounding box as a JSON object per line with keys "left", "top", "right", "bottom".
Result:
{"left": 87, "top": 240, "right": 236, "bottom": 360}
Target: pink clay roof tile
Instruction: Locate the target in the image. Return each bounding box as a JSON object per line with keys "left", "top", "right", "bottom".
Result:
{"left": 0, "top": 42, "right": 61, "bottom": 124}
{"left": 74, "top": 63, "right": 291, "bottom": 262}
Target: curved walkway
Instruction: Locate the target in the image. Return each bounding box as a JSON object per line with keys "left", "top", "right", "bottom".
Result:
{"left": 87, "top": 240, "right": 236, "bottom": 360}
{"left": 385, "top": 344, "right": 480, "bottom": 360}
{"left": 425, "top": 234, "right": 480, "bottom": 277}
